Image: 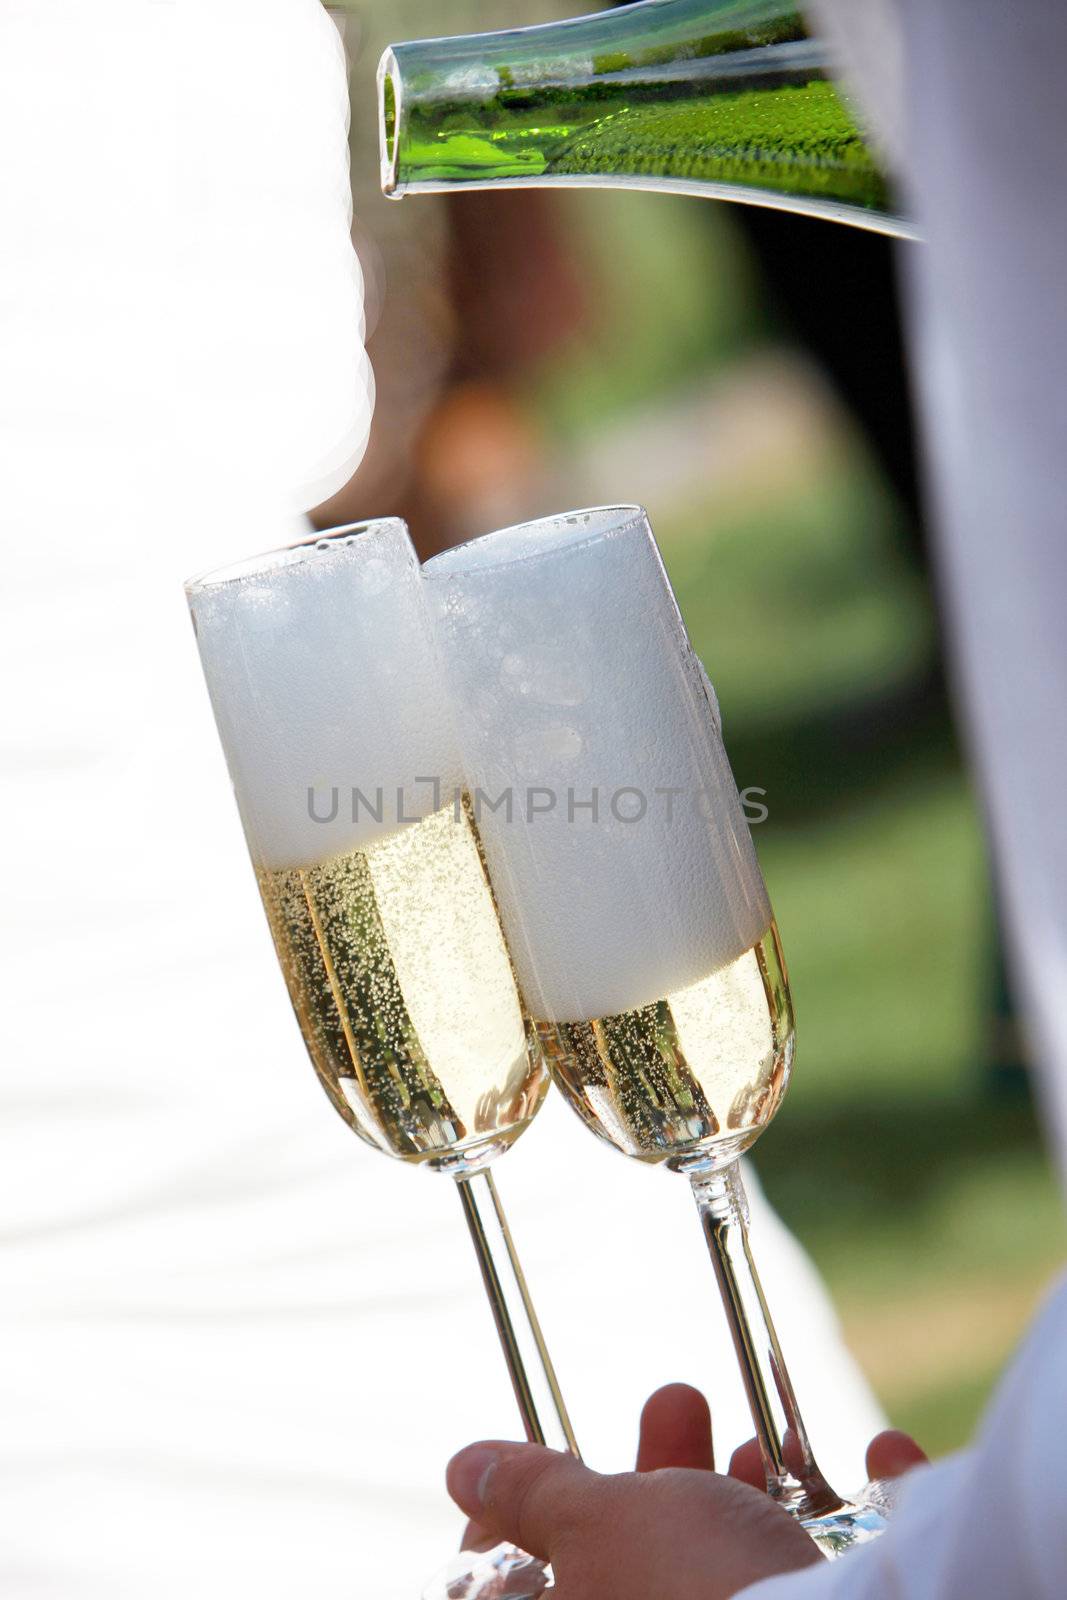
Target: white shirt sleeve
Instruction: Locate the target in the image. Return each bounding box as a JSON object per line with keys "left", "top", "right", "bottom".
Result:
{"left": 738, "top": 1273, "right": 1067, "bottom": 1600}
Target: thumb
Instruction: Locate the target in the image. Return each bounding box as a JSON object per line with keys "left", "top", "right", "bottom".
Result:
{"left": 447, "top": 1442, "right": 596, "bottom": 1562}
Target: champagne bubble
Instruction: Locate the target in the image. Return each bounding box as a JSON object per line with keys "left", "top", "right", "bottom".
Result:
{"left": 499, "top": 650, "right": 589, "bottom": 707}
{"left": 512, "top": 722, "right": 583, "bottom": 775}
{"left": 358, "top": 555, "right": 391, "bottom": 595}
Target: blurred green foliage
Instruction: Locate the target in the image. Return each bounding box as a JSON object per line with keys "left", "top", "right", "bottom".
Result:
{"left": 661, "top": 470, "right": 931, "bottom": 729}
{"left": 535, "top": 189, "right": 759, "bottom": 422}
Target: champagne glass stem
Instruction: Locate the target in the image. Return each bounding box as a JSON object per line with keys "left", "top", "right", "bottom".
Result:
{"left": 688, "top": 1162, "right": 839, "bottom": 1517}
{"left": 456, "top": 1169, "right": 580, "bottom": 1459}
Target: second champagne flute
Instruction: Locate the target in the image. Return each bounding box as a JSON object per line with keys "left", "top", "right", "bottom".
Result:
{"left": 187, "top": 520, "right": 577, "bottom": 1600}
{"left": 424, "top": 505, "right": 891, "bottom": 1559}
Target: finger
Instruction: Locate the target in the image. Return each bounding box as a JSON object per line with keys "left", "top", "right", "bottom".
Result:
{"left": 447, "top": 1441, "right": 596, "bottom": 1562}
{"left": 728, "top": 1437, "right": 765, "bottom": 1490}
{"left": 866, "top": 1429, "right": 929, "bottom": 1480}
{"left": 459, "top": 1518, "right": 497, "bottom": 1554}
{"left": 636, "top": 1384, "right": 714, "bottom": 1473}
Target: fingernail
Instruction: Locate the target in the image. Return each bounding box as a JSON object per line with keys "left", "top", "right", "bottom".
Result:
{"left": 447, "top": 1445, "right": 500, "bottom": 1515}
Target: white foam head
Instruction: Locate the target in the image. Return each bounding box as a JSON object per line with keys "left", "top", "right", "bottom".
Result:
{"left": 188, "top": 520, "right": 462, "bottom": 869}
{"left": 423, "top": 505, "right": 771, "bottom": 1021}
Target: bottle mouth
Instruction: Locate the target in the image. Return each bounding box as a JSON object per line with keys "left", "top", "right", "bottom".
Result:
{"left": 377, "top": 48, "right": 402, "bottom": 198}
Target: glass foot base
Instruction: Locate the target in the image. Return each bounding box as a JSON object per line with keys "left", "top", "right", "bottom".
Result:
{"left": 423, "top": 1542, "right": 551, "bottom": 1600}
{"left": 801, "top": 1480, "right": 894, "bottom": 1559}
{"left": 421, "top": 1478, "right": 893, "bottom": 1592}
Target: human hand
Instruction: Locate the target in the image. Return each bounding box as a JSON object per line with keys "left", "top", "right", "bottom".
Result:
{"left": 449, "top": 1385, "right": 927, "bottom": 1600}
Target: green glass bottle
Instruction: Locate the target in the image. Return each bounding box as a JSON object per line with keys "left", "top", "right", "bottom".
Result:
{"left": 379, "top": 0, "right": 911, "bottom": 236}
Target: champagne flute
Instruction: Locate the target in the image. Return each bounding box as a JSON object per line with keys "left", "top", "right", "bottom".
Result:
{"left": 423, "top": 505, "right": 890, "bottom": 1558}
{"left": 186, "top": 520, "right": 578, "bottom": 1600}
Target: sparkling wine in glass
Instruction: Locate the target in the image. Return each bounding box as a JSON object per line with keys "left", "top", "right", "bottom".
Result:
{"left": 187, "top": 520, "right": 577, "bottom": 1600}
{"left": 423, "top": 505, "right": 891, "bottom": 1558}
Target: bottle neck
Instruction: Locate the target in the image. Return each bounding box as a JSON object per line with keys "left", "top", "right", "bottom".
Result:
{"left": 378, "top": 0, "right": 912, "bottom": 236}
